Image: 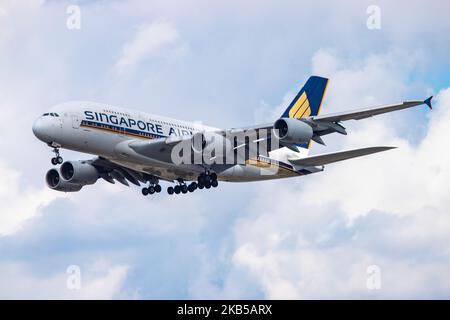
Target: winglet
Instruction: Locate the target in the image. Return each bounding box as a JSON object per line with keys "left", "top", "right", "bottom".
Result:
{"left": 424, "top": 96, "right": 433, "bottom": 110}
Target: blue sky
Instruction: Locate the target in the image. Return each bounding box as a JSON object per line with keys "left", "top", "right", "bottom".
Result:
{"left": 0, "top": 0, "right": 450, "bottom": 298}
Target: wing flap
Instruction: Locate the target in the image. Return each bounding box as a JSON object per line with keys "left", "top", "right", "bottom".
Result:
{"left": 288, "top": 146, "right": 396, "bottom": 167}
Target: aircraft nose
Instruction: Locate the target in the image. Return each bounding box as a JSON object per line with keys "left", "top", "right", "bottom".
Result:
{"left": 32, "top": 117, "right": 51, "bottom": 142}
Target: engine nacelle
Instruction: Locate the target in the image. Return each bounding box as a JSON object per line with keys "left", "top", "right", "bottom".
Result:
{"left": 191, "top": 132, "right": 232, "bottom": 159}
{"left": 60, "top": 161, "right": 99, "bottom": 185}
{"left": 273, "top": 117, "right": 313, "bottom": 145}
{"left": 46, "top": 169, "right": 83, "bottom": 192}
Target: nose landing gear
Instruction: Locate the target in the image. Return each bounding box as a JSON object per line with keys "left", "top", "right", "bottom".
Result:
{"left": 51, "top": 147, "right": 63, "bottom": 165}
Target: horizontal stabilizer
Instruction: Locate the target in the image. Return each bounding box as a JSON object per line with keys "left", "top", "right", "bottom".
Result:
{"left": 288, "top": 146, "right": 396, "bottom": 167}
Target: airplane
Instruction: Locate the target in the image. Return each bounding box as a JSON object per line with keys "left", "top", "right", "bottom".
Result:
{"left": 32, "top": 76, "right": 433, "bottom": 196}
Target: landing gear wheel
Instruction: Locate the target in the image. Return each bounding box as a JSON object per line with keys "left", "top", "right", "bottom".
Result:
{"left": 155, "top": 185, "right": 162, "bottom": 193}
{"left": 181, "top": 185, "right": 188, "bottom": 194}
{"left": 198, "top": 182, "right": 204, "bottom": 189}
{"left": 141, "top": 188, "right": 149, "bottom": 196}
{"left": 205, "top": 181, "right": 211, "bottom": 189}
{"left": 211, "top": 180, "right": 218, "bottom": 188}
{"left": 187, "top": 182, "right": 197, "bottom": 192}
{"left": 148, "top": 186, "right": 155, "bottom": 194}
{"left": 167, "top": 187, "right": 174, "bottom": 195}
{"left": 174, "top": 185, "right": 181, "bottom": 194}
{"left": 51, "top": 147, "right": 62, "bottom": 165}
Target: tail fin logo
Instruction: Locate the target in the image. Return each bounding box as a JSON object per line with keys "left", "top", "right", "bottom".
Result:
{"left": 280, "top": 76, "right": 329, "bottom": 149}
{"left": 281, "top": 76, "right": 329, "bottom": 120}
{"left": 288, "top": 91, "right": 311, "bottom": 119}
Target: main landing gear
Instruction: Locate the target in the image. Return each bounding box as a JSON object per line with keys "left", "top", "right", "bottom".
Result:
{"left": 167, "top": 172, "right": 218, "bottom": 195}
{"left": 51, "top": 147, "right": 63, "bottom": 165}
{"left": 197, "top": 172, "right": 218, "bottom": 189}
{"left": 167, "top": 179, "right": 197, "bottom": 195}
{"left": 141, "top": 183, "right": 162, "bottom": 196}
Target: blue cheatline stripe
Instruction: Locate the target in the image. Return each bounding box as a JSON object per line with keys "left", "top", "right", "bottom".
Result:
{"left": 80, "top": 120, "right": 166, "bottom": 139}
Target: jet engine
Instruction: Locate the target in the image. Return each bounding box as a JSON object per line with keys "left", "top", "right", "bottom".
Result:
{"left": 46, "top": 168, "right": 83, "bottom": 192}
{"left": 60, "top": 160, "right": 99, "bottom": 185}
{"left": 273, "top": 118, "right": 313, "bottom": 145}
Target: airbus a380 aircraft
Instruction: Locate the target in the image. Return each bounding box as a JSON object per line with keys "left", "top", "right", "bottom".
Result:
{"left": 32, "top": 76, "right": 432, "bottom": 196}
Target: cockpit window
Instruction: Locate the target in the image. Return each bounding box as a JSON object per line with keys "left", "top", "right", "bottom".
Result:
{"left": 42, "top": 113, "right": 59, "bottom": 117}
{"left": 43, "top": 113, "right": 49, "bottom": 116}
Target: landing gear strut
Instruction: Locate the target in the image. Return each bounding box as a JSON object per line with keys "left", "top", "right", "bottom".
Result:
{"left": 51, "top": 147, "right": 63, "bottom": 165}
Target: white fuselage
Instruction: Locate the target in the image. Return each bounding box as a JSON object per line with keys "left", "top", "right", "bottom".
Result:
{"left": 32, "top": 101, "right": 305, "bottom": 182}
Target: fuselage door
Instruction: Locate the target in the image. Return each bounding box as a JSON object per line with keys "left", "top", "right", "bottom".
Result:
{"left": 72, "top": 114, "right": 81, "bottom": 129}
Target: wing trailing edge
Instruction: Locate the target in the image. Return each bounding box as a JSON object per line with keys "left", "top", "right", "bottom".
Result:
{"left": 287, "top": 146, "right": 396, "bottom": 167}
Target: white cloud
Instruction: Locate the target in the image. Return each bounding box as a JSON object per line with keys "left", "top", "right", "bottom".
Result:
{"left": 221, "top": 51, "right": 450, "bottom": 299}
{"left": 114, "top": 20, "right": 182, "bottom": 75}
{"left": 0, "top": 161, "right": 65, "bottom": 236}
{"left": 73, "top": 263, "right": 131, "bottom": 300}
{"left": 1, "top": 1, "right": 450, "bottom": 299}
{"left": 301, "top": 51, "right": 448, "bottom": 220}
{"left": 0, "top": 261, "right": 130, "bottom": 299}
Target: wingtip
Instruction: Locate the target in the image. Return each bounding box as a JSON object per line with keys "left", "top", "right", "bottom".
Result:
{"left": 379, "top": 146, "right": 397, "bottom": 151}
{"left": 424, "top": 96, "right": 433, "bottom": 110}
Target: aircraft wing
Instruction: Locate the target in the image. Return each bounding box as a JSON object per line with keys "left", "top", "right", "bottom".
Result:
{"left": 129, "top": 126, "right": 278, "bottom": 165}
{"left": 128, "top": 135, "right": 193, "bottom": 163}
{"left": 311, "top": 97, "right": 433, "bottom": 123}
{"left": 89, "top": 157, "right": 167, "bottom": 186}
{"left": 114, "top": 95, "right": 432, "bottom": 164}
{"left": 287, "top": 146, "right": 396, "bottom": 167}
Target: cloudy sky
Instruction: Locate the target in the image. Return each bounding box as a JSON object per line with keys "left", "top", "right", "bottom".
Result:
{"left": 1, "top": 0, "right": 450, "bottom": 299}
